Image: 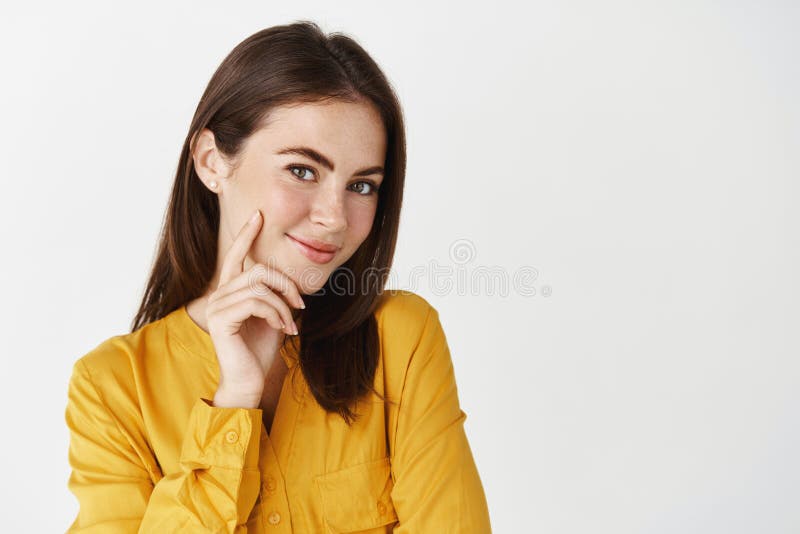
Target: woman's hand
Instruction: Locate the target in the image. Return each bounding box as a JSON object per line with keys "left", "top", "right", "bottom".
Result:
{"left": 208, "top": 209, "right": 306, "bottom": 408}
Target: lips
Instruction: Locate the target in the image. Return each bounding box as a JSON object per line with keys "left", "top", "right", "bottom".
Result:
{"left": 286, "top": 234, "right": 340, "bottom": 264}
{"left": 287, "top": 234, "right": 341, "bottom": 253}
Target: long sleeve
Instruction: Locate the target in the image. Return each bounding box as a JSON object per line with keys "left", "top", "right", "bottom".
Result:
{"left": 64, "top": 358, "right": 263, "bottom": 533}
{"left": 388, "top": 306, "right": 492, "bottom": 533}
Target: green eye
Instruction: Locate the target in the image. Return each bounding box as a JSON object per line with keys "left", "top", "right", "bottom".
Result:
{"left": 351, "top": 182, "right": 379, "bottom": 196}
{"left": 289, "top": 165, "right": 315, "bottom": 181}
{"left": 286, "top": 165, "right": 380, "bottom": 196}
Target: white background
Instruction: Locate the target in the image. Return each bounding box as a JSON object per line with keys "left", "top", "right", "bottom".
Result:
{"left": 1, "top": 1, "right": 798, "bottom": 532}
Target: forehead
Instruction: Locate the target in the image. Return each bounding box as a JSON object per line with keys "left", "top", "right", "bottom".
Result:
{"left": 246, "top": 100, "right": 387, "bottom": 165}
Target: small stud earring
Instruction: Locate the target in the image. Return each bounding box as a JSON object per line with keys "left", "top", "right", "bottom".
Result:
{"left": 209, "top": 180, "right": 218, "bottom": 189}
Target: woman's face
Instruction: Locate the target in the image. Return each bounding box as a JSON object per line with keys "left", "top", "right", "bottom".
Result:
{"left": 193, "top": 99, "right": 387, "bottom": 295}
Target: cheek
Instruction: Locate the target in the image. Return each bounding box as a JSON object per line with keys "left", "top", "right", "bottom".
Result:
{"left": 249, "top": 187, "right": 308, "bottom": 262}
{"left": 346, "top": 201, "right": 378, "bottom": 243}
{"left": 262, "top": 185, "right": 308, "bottom": 229}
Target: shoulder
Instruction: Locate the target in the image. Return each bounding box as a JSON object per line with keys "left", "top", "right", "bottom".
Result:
{"left": 374, "top": 288, "right": 437, "bottom": 332}
{"left": 67, "top": 315, "right": 170, "bottom": 407}
{"left": 73, "top": 334, "right": 136, "bottom": 379}
{"left": 373, "top": 289, "right": 448, "bottom": 382}
{"left": 374, "top": 289, "right": 444, "bottom": 353}
{"left": 65, "top": 320, "right": 167, "bottom": 482}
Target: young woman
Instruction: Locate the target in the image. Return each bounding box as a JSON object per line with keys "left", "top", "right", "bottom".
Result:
{"left": 64, "top": 20, "right": 491, "bottom": 533}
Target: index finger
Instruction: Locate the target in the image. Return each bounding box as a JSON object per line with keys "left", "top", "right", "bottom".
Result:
{"left": 218, "top": 209, "right": 262, "bottom": 289}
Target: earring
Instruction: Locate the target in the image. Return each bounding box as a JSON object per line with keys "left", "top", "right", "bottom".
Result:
{"left": 209, "top": 180, "right": 218, "bottom": 189}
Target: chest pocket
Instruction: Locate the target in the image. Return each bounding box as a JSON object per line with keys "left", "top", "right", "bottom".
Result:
{"left": 314, "top": 456, "right": 399, "bottom": 533}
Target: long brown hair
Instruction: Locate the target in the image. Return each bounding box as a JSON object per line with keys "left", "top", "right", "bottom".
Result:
{"left": 131, "top": 20, "right": 405, "bottom": 425}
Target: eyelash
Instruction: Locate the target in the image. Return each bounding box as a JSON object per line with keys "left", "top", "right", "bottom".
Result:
{"left": 286, "top": 165, "right": 381, "bottom": 196}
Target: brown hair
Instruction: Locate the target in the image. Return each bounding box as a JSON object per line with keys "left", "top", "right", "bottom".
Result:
{"left": 131, "top": 20, "right": 406, "bottom": 425}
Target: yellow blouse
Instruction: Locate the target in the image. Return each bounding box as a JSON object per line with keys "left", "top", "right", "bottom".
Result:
{"left": 64, "top": 289, "right": 492, "bottom": 533}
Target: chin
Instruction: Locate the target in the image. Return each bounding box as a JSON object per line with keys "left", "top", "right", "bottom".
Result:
{"left": 284, "top": 254, "right": 352, "bottom": 297}
{"left": 282, "top": 265, "right": 323, "bottom": 295}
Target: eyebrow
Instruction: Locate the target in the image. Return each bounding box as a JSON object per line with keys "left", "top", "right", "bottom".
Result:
{"left": 275, "top": 146, "right": 385, "bottom": 178}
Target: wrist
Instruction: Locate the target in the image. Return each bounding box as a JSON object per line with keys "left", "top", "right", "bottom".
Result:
{"left": 212, "top": 387, "right": 262, "bottom": 409}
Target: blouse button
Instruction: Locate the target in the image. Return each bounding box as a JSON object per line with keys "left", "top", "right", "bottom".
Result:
{"left": 225, "top": 430, "right": 238, "bottom": 443}
{"left": 265, "top": 475, "right": 277, "bottom": 491}
{"left": 267, "top": 511, "right": 281, "bottom": 525}
{"left": 377, "top": 501, "right": 387, "bottom": 515}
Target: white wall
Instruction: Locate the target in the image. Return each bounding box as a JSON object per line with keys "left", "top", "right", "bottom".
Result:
{"left": 1, "top": 1, "right": 797, "bottom": 532}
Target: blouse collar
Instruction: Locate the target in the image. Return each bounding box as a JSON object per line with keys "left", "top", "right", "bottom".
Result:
{"left": 167, "top": 304, "right": 298, "bottom": 369}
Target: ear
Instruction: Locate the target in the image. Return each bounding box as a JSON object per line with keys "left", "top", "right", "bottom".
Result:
{"left": 191, "top": 128, "right": 232, "bottom": 192}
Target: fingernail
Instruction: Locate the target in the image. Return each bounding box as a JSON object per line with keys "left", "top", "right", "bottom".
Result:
{"left": 250, "top": 210, "right": 260, "bottom": 223}
{"left": 299, "top": 299, "right": 306, "bottom": 309}
{"left": 292, "top": 322, "right": 299, "bottom": 335}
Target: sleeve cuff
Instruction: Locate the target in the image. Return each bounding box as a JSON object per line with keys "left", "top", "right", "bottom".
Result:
{"left": 179, "top": 397, "right": 263, "bottom": 470}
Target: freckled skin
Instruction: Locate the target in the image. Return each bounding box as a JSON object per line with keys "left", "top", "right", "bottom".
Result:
{"left": 192, "top": 99, "right": 388, "bottom": 298}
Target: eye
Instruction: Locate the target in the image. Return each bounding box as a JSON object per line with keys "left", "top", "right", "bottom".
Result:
{"left": 350, "top": 181, "right": 380, "bottom": 196}
{"left": 288, "top": 165, "right": 316, "bottom": 181}
{"left": 287, "top": 165, "right": 380, "bottom": 196}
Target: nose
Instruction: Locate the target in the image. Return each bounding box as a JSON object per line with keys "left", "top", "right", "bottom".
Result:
{"left": 309, "top": 186, "right": 347, "bottom": 234}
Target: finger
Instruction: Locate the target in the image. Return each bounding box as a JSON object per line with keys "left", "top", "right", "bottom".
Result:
{"left": 212, "top": 262, "right": 306, "bottom": 310}
{"left": 212, "top": 296, "right": 287, "bottom": 337}
{"left": 209, "top": 284, "right": 297, "bottom": 335}
{"left": 218, "top": 209, "right": 262, "bottom": 289}
{"left": 247, "top": 263, "right": 306, "bottom": 310}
